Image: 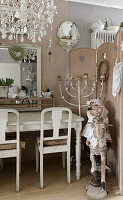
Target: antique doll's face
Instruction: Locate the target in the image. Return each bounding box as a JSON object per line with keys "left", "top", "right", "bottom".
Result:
{"left": 96, "top": 107, "right": 103, "bottom": 117}
{"left": 13, "top": 86, "right": 21, "bottom": 94}
{"left": 91, "top": 102, "right": 98, "bottom": 110}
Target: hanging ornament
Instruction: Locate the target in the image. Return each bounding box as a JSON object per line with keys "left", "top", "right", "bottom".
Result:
{"left": 48, "top": 39, "right": 53, "bottom": 62}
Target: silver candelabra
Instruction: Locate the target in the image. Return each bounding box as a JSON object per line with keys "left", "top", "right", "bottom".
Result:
{"left": 58, "top": 73, "right": 106, "bottom": 116}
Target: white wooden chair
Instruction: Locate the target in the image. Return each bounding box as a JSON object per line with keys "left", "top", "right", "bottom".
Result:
{"left": 0, "top": 109, "right": 23, "bottom": 192}
{"left": 35, "top": 107, "right": 72, "bottom": 188}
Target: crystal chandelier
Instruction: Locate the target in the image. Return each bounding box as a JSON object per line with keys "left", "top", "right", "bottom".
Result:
{"left": 0, "top": 0, "right": 57, "bottom": 43}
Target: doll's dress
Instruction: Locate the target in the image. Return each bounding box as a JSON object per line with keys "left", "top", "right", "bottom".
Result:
{"left": 81, "top": 110, "right": 96, "bottom": 139}
{"left": 89, "top": 117, "right": 112, "bottom": 149}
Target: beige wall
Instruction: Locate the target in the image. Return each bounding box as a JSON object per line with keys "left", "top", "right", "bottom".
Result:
{"left": 41, "top": 0, "right": 68, "bottom": 107}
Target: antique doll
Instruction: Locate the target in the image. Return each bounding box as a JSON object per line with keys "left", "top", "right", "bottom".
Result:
{"left": 81, "top": 99, "right": 101, "bottom": 146}
{"left": 13, "top": 85, "right": 21, "bottom": 98}
{"left": 86, "top": 105, "right": 112, "bottom": 147}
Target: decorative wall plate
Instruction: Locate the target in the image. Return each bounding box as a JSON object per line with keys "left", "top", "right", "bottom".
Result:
{"left": 57, "top": 21, "right": 80, "bottom": 52}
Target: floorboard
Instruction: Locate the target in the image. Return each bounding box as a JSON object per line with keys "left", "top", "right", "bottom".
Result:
{"left": 0, "top": 156, "right": 122, "bottom": 200}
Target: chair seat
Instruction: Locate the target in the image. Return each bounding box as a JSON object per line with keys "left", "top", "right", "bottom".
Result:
{"left": 0, "top": 141, "right": 26, "bottom": 150}
{"left": 36, "top": 136, "right": 67, "bottom": 146}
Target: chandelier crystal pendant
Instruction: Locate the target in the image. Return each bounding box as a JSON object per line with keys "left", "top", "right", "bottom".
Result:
{"left": 0, "top": 0, "right": 57, "bottom": 43}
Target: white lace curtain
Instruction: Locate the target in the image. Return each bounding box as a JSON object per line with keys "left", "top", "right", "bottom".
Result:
{"left": 112, "top": 29, "right": 123, "bottom": 97}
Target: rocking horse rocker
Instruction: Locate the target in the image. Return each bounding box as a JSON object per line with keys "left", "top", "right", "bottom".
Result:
{"left": 86, "top": 105, "right": 112, "bottom": 199}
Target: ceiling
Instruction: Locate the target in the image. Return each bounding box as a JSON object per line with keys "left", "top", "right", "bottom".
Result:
{"left": 67, "top": 0, "right": 123, "bottom": 9}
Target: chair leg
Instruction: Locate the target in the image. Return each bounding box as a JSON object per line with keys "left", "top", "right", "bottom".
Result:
{"left": 67, "top": 151, "right": 71, "bottom": 184}
{"left": 0, "top": 158, "right": 4, "bottom": 172}
{"left": 35, "top": 142, "right": 39, "bottom": 173}
{"left": 62, "top": 152, "right": 66, "bottom": 169}
{"left": 16, "top": 153, "right": 20, "bottom": 192}
{"left": 40, "top": 152, "right": 43, "bottom": 189}
{"left": 19, "top": 149, "right": 21, "bottom": 174}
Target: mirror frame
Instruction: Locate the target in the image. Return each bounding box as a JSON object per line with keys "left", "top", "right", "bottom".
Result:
{"left": 0, "top": 44, "right": 41, "bottom": 97}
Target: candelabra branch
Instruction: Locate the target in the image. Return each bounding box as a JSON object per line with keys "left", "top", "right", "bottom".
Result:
{"left": 65, "top": 87, "right": 77, "bottom": 98}
{"left": 70, "top": 81, "right": 78, "bottom": 91}
{"left": 82, "top": 88, "right": 95, "bottom": 98}
{"left": 80, "top": 104, "right": 89, "bottom": 108}
{"left": 61, "top": 96, "right": 78, "bottom": 107}
{"left": 81, "top": 80, "right": 88, "bottom": 92}
{"left": 59, "top": 83, "right": 63, "bottom": 97}
{"left": 82, "top": 81, "right": 96, "bottom": 98}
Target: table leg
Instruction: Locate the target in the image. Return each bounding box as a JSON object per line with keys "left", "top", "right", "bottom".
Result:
{"left": 75, "top": 122, "right": 82, "bottom": 180}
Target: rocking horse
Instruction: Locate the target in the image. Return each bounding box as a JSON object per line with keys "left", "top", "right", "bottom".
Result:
{"left": 87, "top": 120, "right": 112, "bottom": 199}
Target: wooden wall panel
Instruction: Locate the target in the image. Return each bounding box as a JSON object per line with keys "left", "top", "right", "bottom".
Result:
{"left": 69, "top": 48, "right": 96, "bottom": 120}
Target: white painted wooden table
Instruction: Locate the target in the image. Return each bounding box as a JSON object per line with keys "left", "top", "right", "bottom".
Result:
{"left": 7, "top": 111, "right": 84, "bottom": 180}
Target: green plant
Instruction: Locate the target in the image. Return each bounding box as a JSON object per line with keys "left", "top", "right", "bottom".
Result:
{"left": 0, "top": 78, "right": 14, "bottom": 86}
{"left": 120, "top": 22, "right": 123, "bottom": 27}
{"left": 8, "top": 45, "right": 25, "bottom": 61}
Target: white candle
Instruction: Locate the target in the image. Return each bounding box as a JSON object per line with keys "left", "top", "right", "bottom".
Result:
{"left": 69, "top": 74, "right": 74, "bottom": 79}
{"left": 84, "top": 73, "right": 88, "bottom": 79}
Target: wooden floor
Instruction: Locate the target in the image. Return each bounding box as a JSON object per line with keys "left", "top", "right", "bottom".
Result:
{"left": 0, "top": 155, "right": 122, "bottom": 200}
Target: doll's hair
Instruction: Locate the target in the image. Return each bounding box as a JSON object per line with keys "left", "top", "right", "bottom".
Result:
{"left": 87, "top": 99, "right": 102, "bottom": 109}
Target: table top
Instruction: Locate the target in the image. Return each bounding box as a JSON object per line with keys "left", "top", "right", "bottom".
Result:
{"left": 8, "top": 111, "right": 84, "bottom": 125}
{"left": 7, "top": 111, "right": 84, "bottom": 132}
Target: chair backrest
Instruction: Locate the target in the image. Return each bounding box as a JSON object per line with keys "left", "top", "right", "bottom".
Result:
{"left": 40, "top": 107, "right": 72, "bottom": 145}
{"left": 0, "top": 109, "right": 19, "bottom": 147}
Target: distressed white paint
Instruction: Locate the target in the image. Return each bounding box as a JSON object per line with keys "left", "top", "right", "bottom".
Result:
{"left": 52, "top": 110, "right": 62, "bottom": 138}
{"left": 91, "top": 30, "right": 117, "bottom": 49}
{"left": 38, "top": 107, "right": 72, "bottom": 188}
{"left": 0, "top": 111, "right": 8, "bottom": 143}
{"left": 67, "top": 0, "right": 123, "bottom": 9}
{"left": 0, "top": 109, "right": 20, "bottom": 192}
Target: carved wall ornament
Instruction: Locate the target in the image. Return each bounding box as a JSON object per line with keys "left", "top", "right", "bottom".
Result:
{"left": 98, "top": 60, "right": 110, "bottom": 81}
{"left": 57, "top": 21, "right": 80, "bottom": 52}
